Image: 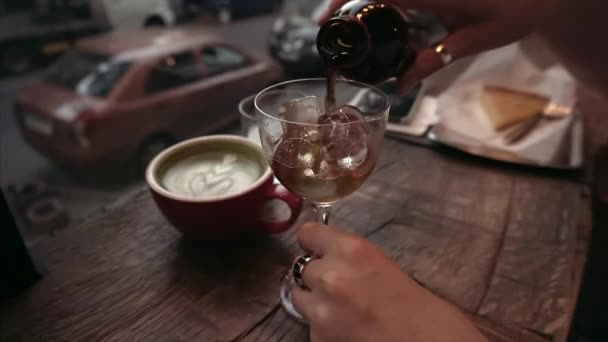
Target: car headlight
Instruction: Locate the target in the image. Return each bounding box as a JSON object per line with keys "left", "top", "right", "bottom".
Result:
{"left": 293, "top": 39, "right": 305, "bottom": 50}
{"left": 281, "top": 39, "right": 305, "bottom": 52}
{"left": 273, "top": 19, "right": 286, "bottom": 33}
{"left": 281, "top": 41, "right": 292, "bottom": 52}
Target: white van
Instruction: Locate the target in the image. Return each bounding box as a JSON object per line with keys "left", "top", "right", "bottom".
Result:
{"left": 90, "top": 0, "right": 186, "bottom": 29}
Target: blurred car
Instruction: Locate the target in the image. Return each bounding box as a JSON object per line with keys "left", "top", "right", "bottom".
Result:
{"left": 36, "top": 0, "right": 187, "bottom": 28}
{"left": 194, "top": 0, "right": 282, "bottom": 16}
{"left": 34, "top": 0, "right": 93, "bottom": 20}
{"left": 268, "top": 0, "right": 329, "bottom": 77}
{"left": 0, "top": 0, "right": 189, "bottom": 76}
{"left": 90, "top": 0, "right": 187, "bottom": 28}
{"left": 14, "top": 28, "right": 284, "bottom": 171}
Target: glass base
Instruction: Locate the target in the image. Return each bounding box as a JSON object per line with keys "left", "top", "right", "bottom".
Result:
{"left": 279, "top": 271, "right": 307, "bottom": 323}
{"left": 279, "top": 204, "right": 332, "bottom": 324}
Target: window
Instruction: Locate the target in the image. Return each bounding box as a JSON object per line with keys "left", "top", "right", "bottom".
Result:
{"left": 201, "top": 46, "right": 248, "bottom": 76}
{"left": 145, "top": 51, "right": 201, "bottom": 94}
{"left": 45, "top": 50, "right": 131, "bottom": 98}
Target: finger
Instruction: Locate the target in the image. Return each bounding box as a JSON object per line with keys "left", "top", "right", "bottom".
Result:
{"left": 291, "top": 287, "right": 316, "bottom": 321}
{"left": 398, "top": 23, "right": 495, "bottom": 95}
{"left": 299, "top": 256, "right": 326, "bottom": 291}
{"left": 297, "top": 222, "right": 343, "bottom": 257}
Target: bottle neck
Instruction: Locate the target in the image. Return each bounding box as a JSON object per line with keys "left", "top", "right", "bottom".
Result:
{"left": 317, "top": 17, "right": 370, "bottom": 68}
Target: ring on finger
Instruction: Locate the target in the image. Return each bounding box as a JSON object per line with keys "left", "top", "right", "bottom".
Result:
{"left": 432, "top": 42, "right": 453, "bottom": 66}
{"left": 292, "top": 254, "right": 318, "bottom": 287}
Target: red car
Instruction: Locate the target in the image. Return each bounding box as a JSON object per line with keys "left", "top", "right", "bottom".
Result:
{"left": 15, "top": 28, "right": 284, "bottom": 172}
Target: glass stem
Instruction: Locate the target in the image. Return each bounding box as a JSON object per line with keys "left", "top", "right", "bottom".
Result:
{"left": 314, "top": 205, "right": 332, "bottom": 225}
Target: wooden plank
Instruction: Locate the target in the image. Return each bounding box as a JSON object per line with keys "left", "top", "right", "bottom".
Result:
{"left": 0, "top": 141, "right": 592, "bottom": 342}
{"left": 366, "top": 151, "right": 510, "bottom": 314}
{"left": 0, "top": 190, "right": 288, "bottom": 342}
{"left": 365, "top": 149, "right": 512, "bottom": 312}
{"left": 539, "top": 187, "right": 592, "bottom": 342}
{"left": 0, "top": 147, "right": 407, "bottom": 342}
{"left": 237, "top": 308, "right": 309, "bottom": 342}
{"left": 469, "top": 314, "right": 548, "bottom": 342}
{"left": 370, "top": 219, "right": 501, "bottom": 313}
{"left": 478, "top": 179, "right": 591, "bottom": 340}
{"left": 235, "top": 304, "right": 549, "bottom": 342}
{"left": 241, "top": 143, "right": 591, "bottom": 342}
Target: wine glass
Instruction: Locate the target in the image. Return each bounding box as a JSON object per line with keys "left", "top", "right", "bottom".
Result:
{"left": 255, "top": 78, "right": 390, "bottom": 320}
{"left": 238, "top": 94, "right": 262, "bottom": 146}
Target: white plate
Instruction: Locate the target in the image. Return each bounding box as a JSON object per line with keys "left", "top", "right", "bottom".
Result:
{"left": 427, "top": 44, "right": 584, "bottom": 170}
{"left": 428, "top": 112, "right": 585, "bottom": 170}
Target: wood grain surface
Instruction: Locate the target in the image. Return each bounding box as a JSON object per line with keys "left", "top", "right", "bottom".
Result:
{"left": 0, "top": 138, "right": 592, "bottom": 342}
{"left": 238, "top": 139, "right": 592, "bottom": 342}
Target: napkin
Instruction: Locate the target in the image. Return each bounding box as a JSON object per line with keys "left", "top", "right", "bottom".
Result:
{"left": 435, "top": 45, "right": 578, "bottom": 163}
{"left": 386, "top": 96, "right": 440, "bottom": 137}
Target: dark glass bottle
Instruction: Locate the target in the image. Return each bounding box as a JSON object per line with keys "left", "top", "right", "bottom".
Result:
{"left": 317, "top": 0, "right": 416, "bottom": 84}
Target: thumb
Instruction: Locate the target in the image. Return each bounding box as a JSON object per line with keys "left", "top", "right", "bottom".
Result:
{"left": 398, "top": 23, "right": 495, "bottom": 95}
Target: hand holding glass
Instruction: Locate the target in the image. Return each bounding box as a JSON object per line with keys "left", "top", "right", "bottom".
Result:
{"left": 255, "top": 78, "right": 389, "bottom": 320}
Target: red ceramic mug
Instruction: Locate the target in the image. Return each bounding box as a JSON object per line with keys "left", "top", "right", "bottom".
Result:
{"left": 146, "top": 135, "right": 303, "bottom": 240}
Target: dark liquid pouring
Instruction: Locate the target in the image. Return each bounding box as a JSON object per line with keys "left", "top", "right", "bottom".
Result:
{"left": 325, "top": 67, "right": 337, "bottom": 113}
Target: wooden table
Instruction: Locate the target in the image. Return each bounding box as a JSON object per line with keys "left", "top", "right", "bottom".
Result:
{"left": 0, "top": 137, "right": 592, "bottom": 342}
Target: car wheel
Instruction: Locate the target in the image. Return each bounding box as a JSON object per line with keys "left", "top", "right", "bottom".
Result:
{"left": 137, "top": 136, "right": 175, "bottom": 175}
{"left": 0, "top": 44, "right": 33, "bottom": 74}
{"left": 26, "top": 197, "right": 69, "bottom": 233}
{"left": 15, "top": 180, "right": 49, "bottom": 210}
{"left": 144, "top": 16, "right": 166, "bottom": 28}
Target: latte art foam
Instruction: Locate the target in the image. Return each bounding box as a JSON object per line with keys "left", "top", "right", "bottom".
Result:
{"left": 161, "top": 152, "right": 263, "bottom": 199}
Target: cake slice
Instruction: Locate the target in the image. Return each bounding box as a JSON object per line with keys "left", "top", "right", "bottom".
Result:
{"left": 481, "top": 85, "right": 549, "bottom": 130}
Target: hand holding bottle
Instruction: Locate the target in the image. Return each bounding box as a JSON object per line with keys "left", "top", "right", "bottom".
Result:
{"left": 320, "top": 0, "right": 560, "bottom": 94}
